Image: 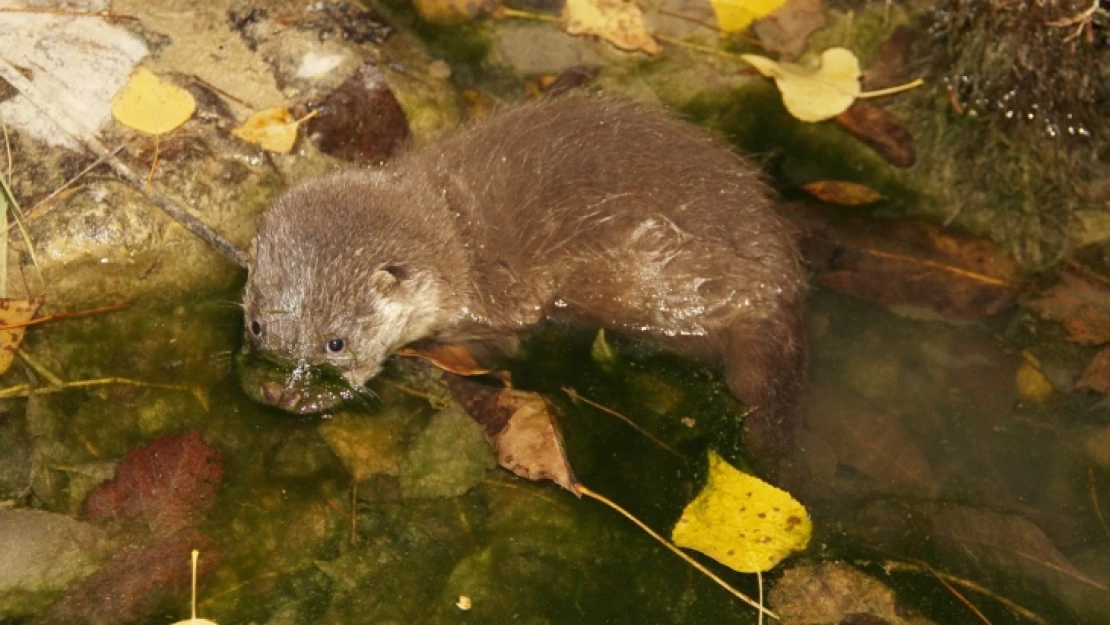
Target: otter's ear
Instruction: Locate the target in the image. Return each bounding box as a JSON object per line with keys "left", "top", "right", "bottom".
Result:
{"left": 368, "top": 265, "right": 408, "bottom": 291}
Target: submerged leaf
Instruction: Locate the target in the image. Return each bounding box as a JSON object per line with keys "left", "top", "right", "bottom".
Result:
{"left": 671, "top": 451, "right": 810, "bottom": 573}
{"left": 0, "top": 297, "right": 43, "bottom": 374}
{"left": 111, "top": 68, "right": 196, "bottom": 135}
{"left": 83, "top": 431, "right": 223, "bottom": 535}
{"left": 561, "top": 0, "right": 660, "bottom": 55}
{"left": 742, "top": 48, "right": 861, "bottom": 122}
{"left": 1025, "top": 272, "right": 1110, "bottom": 345}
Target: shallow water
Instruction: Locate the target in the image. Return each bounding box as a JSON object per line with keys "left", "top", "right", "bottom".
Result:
{"left": 4, "top": 282, "right": 1106, "bottom": 624}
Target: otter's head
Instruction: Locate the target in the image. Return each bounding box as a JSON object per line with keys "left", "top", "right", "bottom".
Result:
{"left": 239, "top": 171, "right": 456, "bottom": 414}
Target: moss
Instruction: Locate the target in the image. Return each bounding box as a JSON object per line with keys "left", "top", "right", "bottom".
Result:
{"left": 681, "top": 86, "right": 921, "bottom": 211}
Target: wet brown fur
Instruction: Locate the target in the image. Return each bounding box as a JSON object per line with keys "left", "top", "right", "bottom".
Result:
{"left": 244, "top": 97, "right": 807, "bottom": 462}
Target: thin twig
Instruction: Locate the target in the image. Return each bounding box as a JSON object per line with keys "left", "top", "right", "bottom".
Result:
{"left": 0, "top": 57, "right": 248, "bottom": 267}
{"left": 10, "top": 145, "right": 123, "bottom": 232}
{"left": 579, "top": 484, "right": 777, "bottom": 620}
{"left": 884, "top": 560, "right": 1048, "bottom": 625}
{"left": 1091, "top": 466, "right": 1110, "bottom": 540}
{"left": 562, "top": 386, "right": 680, "bottom": 457}
{"left": 0, "top": 301, "right": 130, "bottom": 331}
{"left": 929, "top": 566, "right": 993, "bottom": 625}
{"left": 0, "top": 376, "right": 197, "bottom": 399}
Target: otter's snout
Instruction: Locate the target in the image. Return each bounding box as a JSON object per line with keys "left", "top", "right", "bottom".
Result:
{"left": 260, "top": 381, "right": 303, "bottom": 411}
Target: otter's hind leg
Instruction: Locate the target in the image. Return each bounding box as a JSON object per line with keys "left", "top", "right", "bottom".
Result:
{"left": 720, "top": 309, "right": 807, "bottom": 468}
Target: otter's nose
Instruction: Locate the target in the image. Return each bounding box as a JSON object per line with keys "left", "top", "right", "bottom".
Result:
{"left": 260, "top": 382, "right": 302, "bottom": 409}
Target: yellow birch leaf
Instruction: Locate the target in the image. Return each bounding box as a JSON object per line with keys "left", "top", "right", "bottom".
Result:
{"left": 231, "top": 107, "right": 316, "bottom": 154}
{"left": 0, "top": 297, "right": 43, "bottom": 375}
{"left": 111, "top": 68, "right": 196, "bottom": 135}
{"left": 709, "top": 0, "right": 786, "bottom": 34}
{"left": 672, "top": 451, "right": 811, "bottom": 573}
{"left": 561, "top": 0, "right": 660, "bottom": 55}
{"left": 742, "top": 48, "right": 861, "bottom": 122}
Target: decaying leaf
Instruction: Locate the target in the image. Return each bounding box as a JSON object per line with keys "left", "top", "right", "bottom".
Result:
{"left": 307, "top": 62, "right": 411, "bottom": 165}
{"left": 862, "top": 25, "right": 914, "bottom": 91}
{"left": 231, "top": 106, "right": 316, "bottom": 154}
{"left": 111, "top": 68, "right": 196, "bottom": 135}
{"left": 1077, "top": 347, "right": 1110, "bottom": 394}
{"left": 742, "top": 48, "right": 861, "bottom": 122}
{"left": 769, "top": 562, "right": 925, "bottom": 624}
{"left": 561, "top": 0, "right": 660, "bottom": 55}
{"left": 710, "top": 0, "right": 786, "bottom": 33}
{"left": 38, "top": 529, "right": 217, "bottom": 625}
{"left": 1016, "top": 358, "right": 1056, "bottom": 402}
{"left": 0, "top": 297, "right": 43, "bottom": 374}
{"left": 1025, "top": 272, "right": 1110, "bottom": 345}
{"left": 834, "top": 101, "right": 917, "bottom": 167}
{"left": 671, "top": 451, "right": 810, "bottom": 573}
{"left": 318, "top": 412, "right": 407, "bottom": 480}
{"left": 787, "top": 203, "right": 1022, "bottom": 318}
{"left": 805, "top": 388, "right": 936, "bottom": 494}
{"left": 802, "top": 181, "right": 885, "bottom": 206}
{"left": 447, "top": 375, "right": 579, "bottom": 494}
{"left": 83, "top": 431, "right": 224, "bottom": 536}
{"left": 751, "top": 0, "right": 825, "bottom": 59}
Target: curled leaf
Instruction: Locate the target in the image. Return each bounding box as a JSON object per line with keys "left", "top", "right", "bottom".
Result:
{"left": 231, "top": 107, "right": 316, "bottom": 154}
{"left": 802, "top": 181, "right": 885, "bottom": 206}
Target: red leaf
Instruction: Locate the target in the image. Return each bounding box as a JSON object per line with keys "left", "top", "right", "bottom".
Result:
{"left": 37, "top": 530, "right": 218, "bottom": 625}
{"left": 84, "top": 431, "right": 224, "bottom": 535}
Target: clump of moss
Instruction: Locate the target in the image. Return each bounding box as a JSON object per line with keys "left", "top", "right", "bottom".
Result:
{"left": 927, "top": 0, "right": 1108, "bottom": 141}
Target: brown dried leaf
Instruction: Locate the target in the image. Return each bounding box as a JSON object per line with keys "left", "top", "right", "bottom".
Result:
{"left": 801, "top": 181, "right": 885, "bottom": 206}
{"left": 1077, "top": 347, "right": 1110, "bottom": 393}
{"left": 83, "top": 431, "right": 224, "bottom": 536}
{"left": 398, "top": 343, "right": 490, "bottom": 376}
{"left": 787, "top": 203, "right": 1022, "bottom": 318}
{"left": 834, "top": 101, "right": 916, "bottom": 167}
{"left": 37, "top": 530, "right": 217, "bottom": 625}
{"left": 806, "top": 388, "right": 936, "bottom": 494}
{"left": 926, "top": 504, "right": 1107, "bottom": 591}
{"left": 0, "top": 296, "right": 43, "bottom": 374}
{"left": 752, "top": 0, "right": 826, "bottom": 60}
{"left": 1025, "top": 272, "right": 1110, "bottom": 345}
{"left": 862, "top": 25, "right": 913, "bottom": 90}
{"left": 447, "top": 375, "right": 579, "bottom": 494}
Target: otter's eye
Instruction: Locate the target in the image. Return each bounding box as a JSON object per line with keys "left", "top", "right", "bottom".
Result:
{"left": 250, "top": 320, "right": 262, "bottom": 337}
{"left": 326, "top": 338, "right": 345, "bottom": 354}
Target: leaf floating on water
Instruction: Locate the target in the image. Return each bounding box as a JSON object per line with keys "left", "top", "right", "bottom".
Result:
{"left": 447, "top": 376, "right": 579, "bottom": 494}
{"left": 802, "top": 180, "right": 885, "bottom": 206}
{"left": 742, "top": 48, "right": 861, "bottom": 122}
{"left": 561, "top": 0, "right": 660, "bottom": 55}
{"left": 0, "top": 297, "right": 43, "bottom": 374}
{"left": 231, "top": 106, "right": 317, "bottom": 154}
{"left": 710, "top": 0, "right": 786, "bottom": 33}
{"left": 671, "top": 451, "right": 810, "bottom": 573}
{"left": 111, "top": 68, "right": 196, "bottom": 135}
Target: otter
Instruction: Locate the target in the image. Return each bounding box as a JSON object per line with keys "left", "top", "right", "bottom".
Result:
{"left": 241, "top": 97, "right": 806, "bottom": 462}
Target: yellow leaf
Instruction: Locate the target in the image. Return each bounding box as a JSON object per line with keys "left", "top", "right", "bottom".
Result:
{"left": 231, "top": 107, "right": 317, "bottom": 154}
{"left": 709, "top": 0, "right": 786, "bottom": 33}
{"left": 561, "top": 0, "right": 660, "bottom": 55}
{"left": 742, "top": 48, "right": 861, "bottom": 122}
{"left": 1016, "top": 359, "right": 1054, "bottom": 403}
{"left": 0, "top": 297, "right": 43, "bottom": 375}
{"left": 672, "top": 451, "right": 811, "bottom": 573}
{"left": 111, "top": 68, "right": 196, "bottom": 135}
